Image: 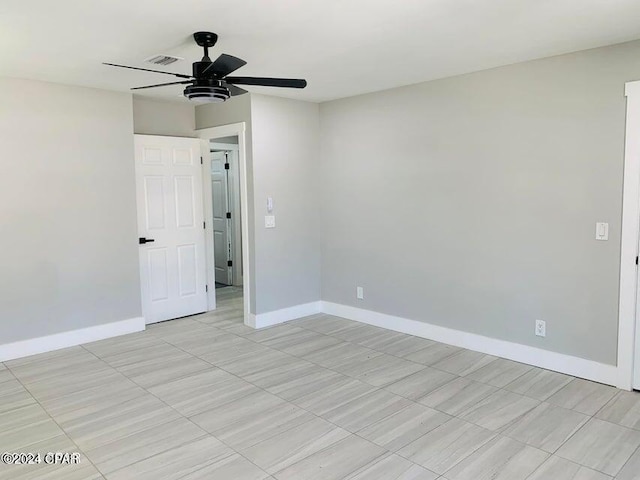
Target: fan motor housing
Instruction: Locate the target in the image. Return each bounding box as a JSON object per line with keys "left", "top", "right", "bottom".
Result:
{"left": 184, "top": 79, "right": 230, "bottom": 103}
{"left": 192, "top": 61, "right": 220, "bottom": 78}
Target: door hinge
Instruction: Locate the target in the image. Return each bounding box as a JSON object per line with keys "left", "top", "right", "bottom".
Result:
{"left": 227, "top": 260, "right": 233, "bottom": 267}
{"left": 203, "top": 221, "right": 206, "bottom": 229}
{"left": 226, "top": 212, "right": 231, "bottom": 219}
{"left": 205, "top": 285, "right": 208, "bottom": 292}
{"left": 636, "top": 256, "right": 638, "bottom": 265}
{"left": 200, "top": 156, "right": 203, "bottom": 165}
{"left": 224, "top": 163, "right": 230, "bottom": 170}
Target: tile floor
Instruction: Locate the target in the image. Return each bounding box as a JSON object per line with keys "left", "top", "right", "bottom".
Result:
{"left": 1, "top": 287, "right": 640, "bottom": 479}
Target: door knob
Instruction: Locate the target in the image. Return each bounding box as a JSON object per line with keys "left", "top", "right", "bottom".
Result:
{"left": 139, "top": 237, "right": 155, "bottom": 245}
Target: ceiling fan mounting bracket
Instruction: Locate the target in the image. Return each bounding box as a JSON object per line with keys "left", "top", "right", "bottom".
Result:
{"left": 193, "top": 31, "right": 218, "bottom": 48}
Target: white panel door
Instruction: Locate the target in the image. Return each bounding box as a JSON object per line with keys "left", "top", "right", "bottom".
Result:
{"left": 211, "top": 151, "right": 232, "bottom": 285}
{"left": 134, "top": 135, "right": 207, "bottom": 324}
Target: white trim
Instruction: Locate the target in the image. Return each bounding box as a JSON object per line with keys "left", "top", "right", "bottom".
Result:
{"left": 618, "top": 80, "right": 640, "bottom": 390}
{"left": 197, "top": 123, "right": 252, "bottom": 325}
{"left": 321, "top": 302, "right": 618, "bottom": 386}
{"left": 200, "top": 138, "right": 217, "bottom": 310}
{"left": 0, "top": 317, "right": 145, "bottom": 362}
{"left": 250, "top": 302, "right": 322, "bottom": 329}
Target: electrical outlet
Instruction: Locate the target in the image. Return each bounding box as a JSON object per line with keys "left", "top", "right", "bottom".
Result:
{"left": 356, "top": 286, "right": 364, "bottom": 300}
{"left": 535, "top": 319, "right": 546, "bottom": 337}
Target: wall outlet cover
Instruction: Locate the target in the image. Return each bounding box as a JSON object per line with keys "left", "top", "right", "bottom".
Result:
{"left": 356, "top": 286, "right": 364, "bottom": 300}
{"left": 535, "top": 319, "right": 546, "bottom": 337}
{"left": 265, "top": 215, "right": 276, "bottom": 229}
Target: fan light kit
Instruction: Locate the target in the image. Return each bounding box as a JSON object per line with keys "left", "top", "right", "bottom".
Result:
{"left": 105, "top": 31, "right": 307, "bottom": 103}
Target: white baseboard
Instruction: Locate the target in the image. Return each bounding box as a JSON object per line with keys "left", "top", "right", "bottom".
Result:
{"left": 250, "top": 301, "right": 321, "bottom": 329}
{"left": 321, "top": 301, "right": 619, "bottom": 387}
{"left": 0, "top": 317, "right": 145, "bottom": 363}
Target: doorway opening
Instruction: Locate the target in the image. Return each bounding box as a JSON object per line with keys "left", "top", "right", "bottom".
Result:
{"left": 210, "top": 136, "right": 242, "bottom": 290}
{"left": 198, "top": 123, "right": 252, "bottom": 326}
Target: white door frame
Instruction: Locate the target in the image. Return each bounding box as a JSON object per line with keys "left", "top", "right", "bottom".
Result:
{"left": 211, "top": 142, "right": 243, "bottom": 287}
{"left": 617, "top": 80, "right": 640, "bottom": 390}
{"left": 197, "top": 122, "right": 253, "bottom": 326}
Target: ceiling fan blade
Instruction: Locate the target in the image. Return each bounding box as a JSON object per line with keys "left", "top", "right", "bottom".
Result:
{"left": 226, "top": 84, "right": 249, "bottom": 96}
{"left": 131, "top": 80, "right": 194, "bottom": 90}
{"left": 204, "top": 54, "right": 247, "bottom": 76}
{"left": 225, "top": 76, "right": 307, "bottom": 88}
{"left": 103, "top": 63, "right": 192, "bottom": 79}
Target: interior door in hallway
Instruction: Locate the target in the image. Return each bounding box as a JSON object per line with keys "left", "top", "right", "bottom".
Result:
{"left": 211, "top": 150, "right": 232, "bottom": 285}
{"left": 134, "top": 135, "right": 207, "bottom": 324}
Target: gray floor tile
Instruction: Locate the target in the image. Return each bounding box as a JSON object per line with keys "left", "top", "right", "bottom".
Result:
{"left": 346, "top": 453, "right": 439, "bottom": 480}
{"left": 321, "top": 389, "right": 412, "bottom": 432}
{"left": 207, "top": 401, "right": 314, "bottom": 450}
{"left": 0, "top": 434, "right": 103, "bottom": 480}
{"left": 263, "top": 365, "right": 347, "bottom": 401}
{"left": 243, "top": 325, "right": 309, "bottom": 344}
{"left": 358, "top": 332, "right": 436, "bottom": 358}
{"left": 334, "top": 353, "right": 425, "bottom": 387}
{"left": 398, "top": 418, "right": 496, "bottom": 475}
{"left": 503, "top": 402, "right": 589, "bottom": 452}
{"left": 596, "top": 391, "right": 640, "bottom": 430}
{"left": 556, "top": 418, "right": 640, "bottom": 476}
{"left": 458, "top": 389, "right": 540, "bottom": 431}
{"left": 41, "top": 378, "right": 146, "bottom": 423}
{"left": 166, "top": 328, "right": 238, "bottom": 357}
{"left": 442, "top": 436, "right": 548, "bottom": 480}
{"left": 106, "top": 435, "right": 234, "bottom": 480}
{"left": 404, "top": 343, "right": 461, "bottom": 366}
{"left": 432, "top": 349, "right": 496, "bottom": 376}
{"left": 291, "top": 314, "right": 357, "bottom": 335}
{"left": 302, "top": 342, "right": 383, "bottom": 369}
{"left": 84, "top": 417, "right": 208, "bottom": 474}
{"left": 547, "top": 378, "right": 617, "bottom": 416}
{"left": 117, "top": 350, "right": 212, "bottom": 389}
{"left": 262, "top": 329, "right": 343, "bottom": 357}
{"left": 199, "top": 337, "right": 274, "bottom": 366}
{"left": 188, "top": 389, "right": 282, "bottom": 431}
{"left": 0, "top": 404, "right": 64, "bottom": 452}
{"left": 504, "top": 368, "right": 572, "bottom": 401}
{"left": 82, "top": 331, "right": 165, "bottom": 360}
{"left": 148, "top": 368, "right": 260, "bottom": 417}
{"left": 274, "top": 434, "right": 386, "bottom": 480}
{"left": 0, "top": 379, "right": 37, "bottom": 414}
{"left": 292, "top": 377, "right": 376, "bottom": 416}
{"left": 419, "top": 377, "right": 498, "bottom": 416}
{"left": 465, "top": 358, "right": 532, "bottom": 387}
{"left": 616, "top": 444, "right": 640, "bottom": 480}
{"left": 60, "top": 394, "right": 182, "bottom": 451}
{"left": 384, "top": 367, "right": 456, "bottom": 402}
{"left": 358, "top": 403, "right": 451, "bottom": 451}
{"left": 527, "top": 455, "right": 613, "bottom": 480}
{"left": 331, "top": 324, "right": 391, "bottom": 344}
{"left": 180, "top": 453, "right": 272, "bottom": 480}
{"left": 238, "top": 417, "right": 350, "bottom": 474}
{"left": 242, "top": 360, "right": 319, "bottom": 390}
{"left": 220, "top": 348, "right": 301, "bottom": 378}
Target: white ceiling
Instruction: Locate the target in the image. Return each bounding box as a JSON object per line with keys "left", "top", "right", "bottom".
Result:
{"left": 2, "top": 0, "right": 640, "bottom": 103}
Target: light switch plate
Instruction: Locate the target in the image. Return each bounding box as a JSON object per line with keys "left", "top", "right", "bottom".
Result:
{"left": 595, "top": 222, "right": 609, "bottom": 241}
{"left": 265, "top": 215, "right": 276, "bottom": 229}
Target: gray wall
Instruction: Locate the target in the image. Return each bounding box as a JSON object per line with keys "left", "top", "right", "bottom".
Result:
{"left": 133, "top": 95, "right": 195, "bottom": 137}
{"left": 250, "top": 94, "right": 321, "bottom": 313}
{"left": 0, "top": 78, "right": 141, "bottom": 343}
{"left": 320, "top": 39, "right": 640, "bottom": 365}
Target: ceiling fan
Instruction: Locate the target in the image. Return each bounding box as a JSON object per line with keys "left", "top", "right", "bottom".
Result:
{"left": 104, "top": 31, "right": 307, "bottom": 103}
